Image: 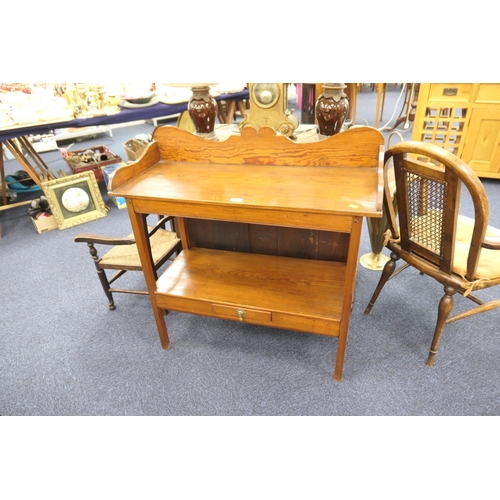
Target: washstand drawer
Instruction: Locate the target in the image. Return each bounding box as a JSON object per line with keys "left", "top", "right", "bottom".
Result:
{"left": 211, "top": 304, "right": 272, "bottom": 324}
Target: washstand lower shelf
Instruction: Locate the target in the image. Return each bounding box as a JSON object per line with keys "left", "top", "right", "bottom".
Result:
{"left": 155, "top": 247, "right": 347, "bottom": 337}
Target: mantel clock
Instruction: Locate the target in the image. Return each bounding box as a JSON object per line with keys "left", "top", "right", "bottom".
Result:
{"left": 239, "top": 83, "right": 299, "bottom": 137}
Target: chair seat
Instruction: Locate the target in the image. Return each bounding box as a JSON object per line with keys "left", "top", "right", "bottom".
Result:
{"left": 409, "top": 211, "right": 500, "bottom": 281}
{"left": 454, "top": 215, "right": 500, "bottom": 280}
{"left": 100, "top": 229, "right": 180, "bottom": 269}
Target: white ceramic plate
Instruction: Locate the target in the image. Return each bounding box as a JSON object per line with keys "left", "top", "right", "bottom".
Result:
{"left": 117, "top": 95, "right": 160, "bottom": 109}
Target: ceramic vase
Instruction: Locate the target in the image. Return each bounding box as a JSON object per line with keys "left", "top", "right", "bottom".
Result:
{"left": 315, "top": 83, "right": 349, "bottom": 138}
{"left": 188, "top": 86, "right": 217, "bottom": 139}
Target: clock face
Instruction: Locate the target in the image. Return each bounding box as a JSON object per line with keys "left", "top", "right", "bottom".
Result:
{"left": 252, "top": 83, "right": 280, "bottom": 108}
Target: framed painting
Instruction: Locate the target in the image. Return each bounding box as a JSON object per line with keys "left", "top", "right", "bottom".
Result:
{"left": 42, "top": 171, "right": 108, "bottom": 230}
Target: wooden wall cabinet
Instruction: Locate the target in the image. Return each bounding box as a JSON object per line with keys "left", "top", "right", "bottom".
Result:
{"left": 109, "top": 126, "right": 384, "bottom": 381}
{"left": 412, "top": 83, "right": 500, "bottom": 178}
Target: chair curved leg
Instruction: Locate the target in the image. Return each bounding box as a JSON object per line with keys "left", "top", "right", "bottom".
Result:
{"left": 426, "top": 285, "right": 457, "bottom": 367}
{"left": 364, "top": 253, "right": 399, "bottom": 315}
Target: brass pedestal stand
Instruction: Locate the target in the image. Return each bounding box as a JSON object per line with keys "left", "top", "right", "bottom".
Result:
{"left": 360, "top": 215, "right": 391, "bottom": 270}
{"left": 360, "top": 131, "right": 402, "bottom": 270}
{"left": 360, "top": 250, "right": 390, "bottom": 270}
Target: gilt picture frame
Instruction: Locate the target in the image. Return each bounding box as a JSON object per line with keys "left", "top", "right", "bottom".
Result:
{"left": 42, "top": 171, "right": 108, "bottom": 230}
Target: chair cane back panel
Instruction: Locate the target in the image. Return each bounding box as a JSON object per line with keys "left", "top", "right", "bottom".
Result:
{"left": 394, "top": 155, "right": 460, "bottom": 274}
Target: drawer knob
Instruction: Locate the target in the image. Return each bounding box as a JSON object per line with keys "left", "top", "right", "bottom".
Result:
{"left": 236, "top": 309, "right": 246, "bottom": 322}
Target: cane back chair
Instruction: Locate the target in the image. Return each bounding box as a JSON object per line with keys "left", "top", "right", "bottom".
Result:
{"left": 75, "top": 215, "right": 181, "bottom": 310}
{"left": 364, "top": 141, "right": 500, "bottom": 367}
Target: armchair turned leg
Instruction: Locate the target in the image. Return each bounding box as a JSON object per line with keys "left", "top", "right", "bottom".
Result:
{"left": 364, "top": 253, "right": 399, "bottom": 315}
{"left": 426, "top": 285, "right": 456, "bottom": 367}
{"left": 97, "top": 268, "right": 116, "bottom": 311}
{"left": 87, "top": 242, "right": 115, "bottom": 311}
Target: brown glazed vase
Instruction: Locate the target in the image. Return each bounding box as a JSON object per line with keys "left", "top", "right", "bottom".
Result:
{"left": 187, "top": 86, "right": 217, "bottom": 137}
{"left": 315, "top": 83, "right": 349, "bottom": 137}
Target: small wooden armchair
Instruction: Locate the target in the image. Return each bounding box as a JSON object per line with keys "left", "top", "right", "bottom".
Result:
{"left": 75, "top": 216, "right": 181, "bottom": 310}
{"left": 364, "top": 141, "right": 500, "bottom": 367}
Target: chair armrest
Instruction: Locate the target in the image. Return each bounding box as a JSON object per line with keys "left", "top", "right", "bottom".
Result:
{"left": 482, "top": 236, "right": 500, "bottom": 250}
{"left": 74, "top": 233, "right": 135, "bottom": 246}
{"left": 74, "top": 216, "right": 176, "bottom": 245}
{"left": 148, "top": 215, "right": 175, "bottom": 236}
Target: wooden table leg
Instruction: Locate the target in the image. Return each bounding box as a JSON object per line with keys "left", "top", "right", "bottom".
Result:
{"left": 217, "top": 101, "right": 228, "bottom": 124}
{"left": 0, "top": 143, "right": 5, "bottom": 238}
{"left": 1, "top": 142, "right": 7, "bottom": 208}
{"left": 374, "top": 83, "right": 384, "bottom": 129}
{"left": 226, "top": 101, "right": 237, "bottom": 124}
{"left": 127, "top": 202, "right": 171, "bottom": 349}
{"left": 335, "top": 216, "right": 364, "bottom": 381}
{"left": 236, "top": 100, "right": 247, "bottom": 119}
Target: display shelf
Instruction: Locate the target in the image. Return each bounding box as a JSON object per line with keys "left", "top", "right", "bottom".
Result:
{"left": 54, "top": 125, "right": 113, "bottom": 142}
